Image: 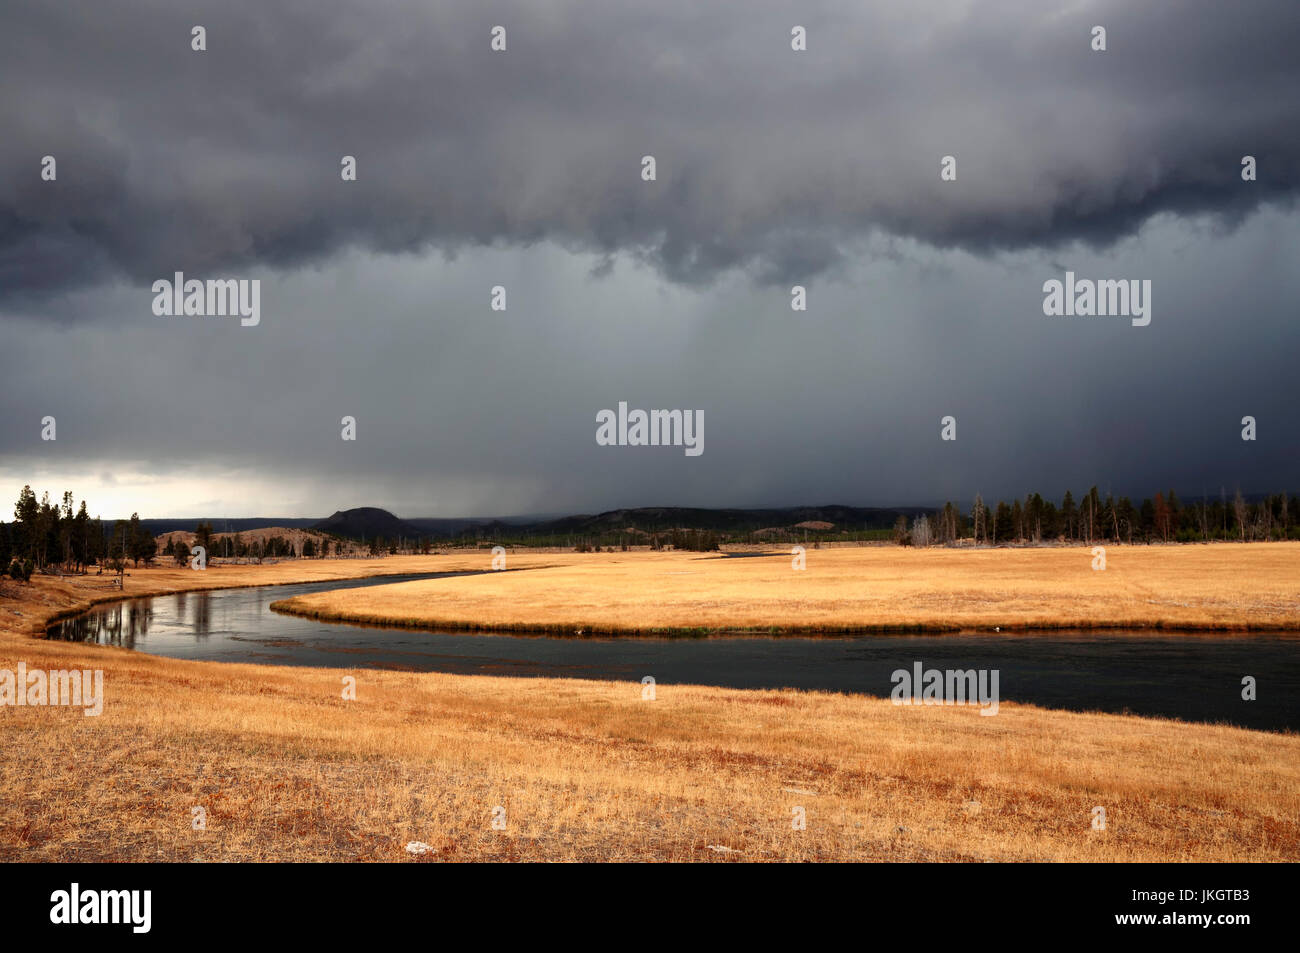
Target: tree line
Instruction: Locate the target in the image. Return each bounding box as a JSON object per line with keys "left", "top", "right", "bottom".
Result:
{"left": 899, "top": 488, "right": 1296, "bottom": 547}
{"left": 1, "top": 487, "right": 350, "bottom": 582}
{"left": 1, "top": 486, "right": 156, "bottom": 581}
{"left": 4, "top": 484, "right": 1294, "bottom": 581}
{"left": 162, "top": 523, "right": 342, "bottom": 564}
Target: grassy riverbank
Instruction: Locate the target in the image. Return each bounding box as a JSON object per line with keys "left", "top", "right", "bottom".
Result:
{"left": 270, "top": 543, "right": 1300, "bottom": 635}
{"left": 1, "top": 549, "right": 1297, "bottom": 862}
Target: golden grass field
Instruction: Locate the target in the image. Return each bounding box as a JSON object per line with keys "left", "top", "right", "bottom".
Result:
{"left": 272, "top": 543, "right": 1300, "bottom": 634}
{"left": 1, "top": 545, "right": 1298, "bottom": 862}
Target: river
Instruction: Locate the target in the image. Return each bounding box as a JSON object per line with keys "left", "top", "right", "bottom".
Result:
{"left": 45, "top": 572, "right": 1300, "bottom": 732}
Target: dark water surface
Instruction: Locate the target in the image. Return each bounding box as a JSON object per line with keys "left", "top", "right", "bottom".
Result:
{"left": 47, "top": 572, "right": 1300, "bottom": 732}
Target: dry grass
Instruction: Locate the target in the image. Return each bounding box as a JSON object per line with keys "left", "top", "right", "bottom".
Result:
{"left": 273, "top": 543, "right": 1300, "bottom": 634}
{"left": 1, "top": 550, "right": 1297, "bottom": 862}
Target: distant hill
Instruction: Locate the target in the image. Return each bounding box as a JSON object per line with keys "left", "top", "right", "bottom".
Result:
{"left": 405, "top": 516, "right": 513, "bottom": 536}
{"left": 312, "top": 507, "right": 422, "bottom": 541}
{"left": 139, "top": 504, "right": 934, "bottom": 546}
{"left": 80, "top": 493, "right": 1290, "bottom": 550}
{"left": 520, "top": 505, "right": 927, "bottom": 536}
{"left": 140, "top": 517, "right": 321, "bottom": 536}
{"left": 155, "top": 526, "right": 331, "bottom": 547}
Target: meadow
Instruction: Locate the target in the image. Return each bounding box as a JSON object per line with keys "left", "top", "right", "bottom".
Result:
{"left": 1, "top": 545, "right": 1297, "bottom": 862}
{"left": 271, "top": 543, "right": 1300, "bottom": 634}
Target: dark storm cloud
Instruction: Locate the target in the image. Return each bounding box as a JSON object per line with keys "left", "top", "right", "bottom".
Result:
{"left": 3, "top": 211, "right": 1298, "bottom": 518}
{"left": 2, "top": 1, "right": 1298, "bottom": 517}
{"left": 2, "top": 0, "right": 1298, "bottom": 306}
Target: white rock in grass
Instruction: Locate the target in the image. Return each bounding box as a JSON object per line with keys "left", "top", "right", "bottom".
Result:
{"left": 405, "top": 841, "right": 434, "bottom": 855}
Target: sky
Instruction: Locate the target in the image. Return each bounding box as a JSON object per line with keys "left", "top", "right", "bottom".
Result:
{"left": 2, "top": 0, "right": 1298, "bottom": 519}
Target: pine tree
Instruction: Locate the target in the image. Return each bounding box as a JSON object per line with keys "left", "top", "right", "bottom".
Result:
{"left": 1061, "top": 491, "right": 1076, "bottom": 541}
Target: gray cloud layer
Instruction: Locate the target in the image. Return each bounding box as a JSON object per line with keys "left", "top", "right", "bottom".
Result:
{"left": 3, "top": 0, "right": 1297, "bottom": 304}
{"left": 2, "top": 0, "right": 1297, "bottom": 516}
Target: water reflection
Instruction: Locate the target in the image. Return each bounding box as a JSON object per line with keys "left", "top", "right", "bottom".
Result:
{"left": 193, "top": 590, "right": 210, "bottom": 638}
{"left": 58, "top": 599, "right": 154, "bottom": 647}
